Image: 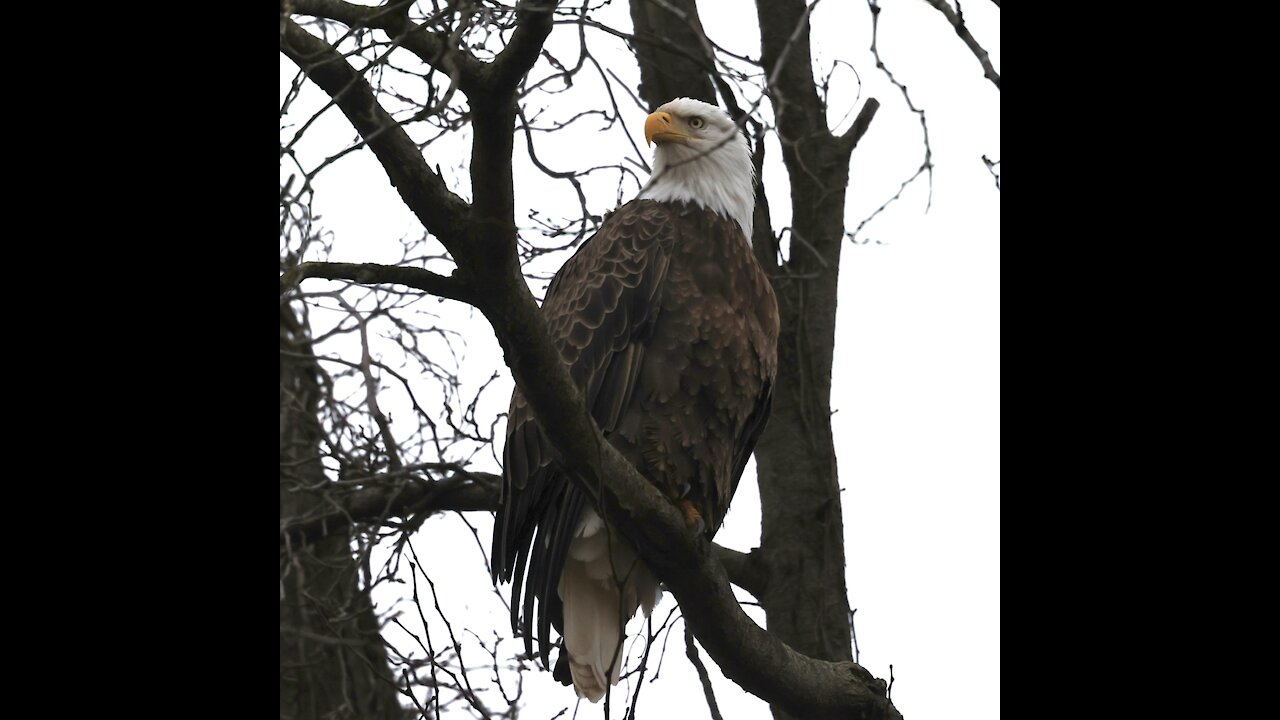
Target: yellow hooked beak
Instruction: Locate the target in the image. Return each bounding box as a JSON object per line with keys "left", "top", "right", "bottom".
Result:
{"left": 644, "top": 111, "right": 689, "bottom": 146}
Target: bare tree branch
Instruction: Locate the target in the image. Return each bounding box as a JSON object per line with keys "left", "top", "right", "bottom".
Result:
{"left": 462, "top": 1, "right": 560, "bottom": 274}
{"left": 280, "top": 261, "right": 473, "bottom": 303}
{"left": 279, "top": 458, "right": 766, "bottom": 599}
{"left": 291, "top": 0, "right": 484, "bottom": 88}
{"left": 922, "top": 0, "right": 1000, "bottom": 89}
{"left": 710, "top": 546, "right": 765, "bottom": 599}
{"left": 837, "top": 97, "right": 880, "bottom": 153}
{"left": 849, "top": 0, "right": 934, "bottom": 244}
{"left": 685, "top": 626, "right": 724, "bottom": 720}
{"left": 487, "top": 0, "right": 559, "bottom": 95}
{"left": 280, "top": 18, "right": 473, "bottom": 252}
{"left": 983, "top": 154, "right": 1000, "bottom": 190}
{"left": 280, "top": 467, "right": 499, "bottom": 547}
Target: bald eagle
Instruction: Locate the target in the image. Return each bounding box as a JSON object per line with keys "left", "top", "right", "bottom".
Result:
{"left": 491, "top": 97, "right": 779, "bottom": 702}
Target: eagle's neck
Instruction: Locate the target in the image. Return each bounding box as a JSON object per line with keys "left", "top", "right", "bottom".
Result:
{"left": 639, "top": 134, "right": 755, "bottom": 241}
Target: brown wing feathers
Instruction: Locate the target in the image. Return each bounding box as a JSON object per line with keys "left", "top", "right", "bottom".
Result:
{"left": 492, "top": 202, "right": 675, "bottom": 668}
{"left": 492, "top": 199, "right": 779, "bottom": 671}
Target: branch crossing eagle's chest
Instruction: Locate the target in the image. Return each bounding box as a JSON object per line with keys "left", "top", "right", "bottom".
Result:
{"left": 491, "top": 196, "right": 778, "bottom": 697}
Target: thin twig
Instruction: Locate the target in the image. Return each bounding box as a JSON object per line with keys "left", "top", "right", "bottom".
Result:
{"left": 849, "top": 0, "right": 933, "bottom": 244}
{"left": 983, "top": 154, "right": 1001, "bottom": 190}
{"left": 850, "top": 608, "right": 860, "bottom": 665}
{"left": 684, "top": 625, "right": 723, "bottom": 720}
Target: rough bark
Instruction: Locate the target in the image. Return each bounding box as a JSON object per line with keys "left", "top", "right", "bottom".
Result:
{"left": 628, "top": 0, "right": 717, "bottom": 108}
{"left": 280, "top": 302, "right": 402, "bottom": 720}
{"left": 749, "top": 3, "right": 874, "bottom": 718}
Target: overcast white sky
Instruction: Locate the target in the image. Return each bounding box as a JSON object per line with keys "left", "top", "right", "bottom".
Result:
{"left": 281, "top": 1, "right": 999, "bottom": 718}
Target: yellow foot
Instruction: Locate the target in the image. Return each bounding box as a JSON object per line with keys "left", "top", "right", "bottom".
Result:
{"left": 677, "top": 498, "right": 707, "bottom": 535}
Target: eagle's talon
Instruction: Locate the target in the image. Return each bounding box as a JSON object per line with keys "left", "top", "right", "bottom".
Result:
{"left": 677, "top": 498, "right": 706, "bottom": 535}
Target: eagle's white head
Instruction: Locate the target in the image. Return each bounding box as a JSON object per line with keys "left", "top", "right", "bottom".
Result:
{"left": 638, "top": 97, "right": 755, "bottom": 241}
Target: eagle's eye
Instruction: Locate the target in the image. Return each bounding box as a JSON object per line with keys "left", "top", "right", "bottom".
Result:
{"left": 688, "top": 116, "right": 705, "bottom": 129}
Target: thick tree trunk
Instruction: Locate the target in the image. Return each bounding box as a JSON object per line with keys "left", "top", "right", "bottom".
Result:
{"left": 280, "top": 303, "right": 403, "bottom": 720}
{"left": 752, "top": 4, "right": 862, "bottom": 719}
{"left": 628, "top": 0, "right": 716, "bottom": 108}
{"left": 751, "top": 145, "right": 854, "bottom": 669}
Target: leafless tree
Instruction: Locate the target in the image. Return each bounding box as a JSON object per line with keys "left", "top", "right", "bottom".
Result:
{"left": 279, "top": 1, "right": 998, "bottom": 719}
